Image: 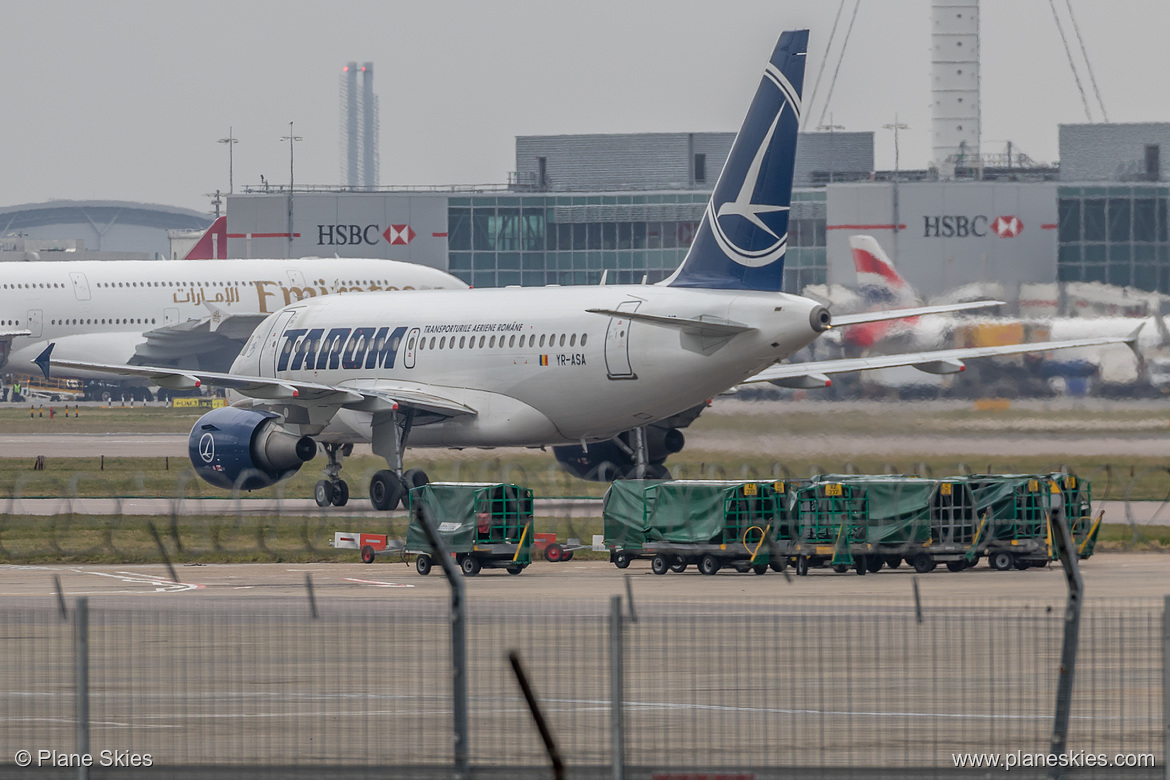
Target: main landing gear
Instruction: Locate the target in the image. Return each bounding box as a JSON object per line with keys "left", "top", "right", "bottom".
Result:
{"left": 617, "top": 426, "right": 671, "bottom": 481}
{"left": 367, "top": 407, "right": 428, "bottom": 511}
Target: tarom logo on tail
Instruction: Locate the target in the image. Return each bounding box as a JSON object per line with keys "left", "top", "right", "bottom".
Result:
{"left": 664, "top": 29, "right": 807, "bottom": 292}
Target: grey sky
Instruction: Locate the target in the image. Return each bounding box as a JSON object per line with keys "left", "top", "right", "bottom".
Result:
{"left": 3, "top": 1, "right": 1167, "bottom": 214}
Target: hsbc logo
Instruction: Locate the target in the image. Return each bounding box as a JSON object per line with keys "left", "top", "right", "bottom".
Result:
{"left": 923, "top": 215, "right": 1024, "bottom": 239}
{"left": 990, "top": 215, "right": 1023, "bottom": 238}
{"left": 317, "top": 223, "right": 418, "bottom": 246}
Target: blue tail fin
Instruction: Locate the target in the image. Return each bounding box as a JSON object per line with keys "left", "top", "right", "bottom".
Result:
{"left": 665, "top": 29, "right": 807, "bottom": 292}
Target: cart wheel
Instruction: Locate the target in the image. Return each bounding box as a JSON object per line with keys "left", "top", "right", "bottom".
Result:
{"left": 314, "top": 480, "right": 334, "bottom": 508}
{"left": 866, "top": 557, "right": 883, "bottom": 573}
{"left": 912, "top": 554, "right": 936, "bottom": 574}
{"left": 795, "top": 556, "right": 809, "bottom": 576}
{"left": 752, "top": 565, "right": 768, "bottom": 575}
{"left": 832, "top": 564, "right": 848, "bottom": 574}
{"left": 769, "top": 558, "right": 786, "bottom": 573}
{"left": 544, "top": 543, "right": 564, "bottom": 563}
{"left": 854, "top": 558, "right": 867, "bottom": 576}
{"left": 562, "top": 550, "right": 574, "bottom": 562}
{"left": 885, "top": 556, "right": 903, "bottom": 569}
{"left": 360, "top": 545, "right": 376, "bottom": 564}
{"left": 460, "top": 556, "right": 481, "bottom": 576}
{"left": 415, "top": 555, "right": 432, "bottom": 576}
{"left": 651, "top": 554, "right": 670, "bottom": 575}
{"left": 669, "top": 557, "right": 687, "bottom": 573}
{"left": 698, "top": 554, "right": 720, "bottom": 576}
{"left": 613, "top": 552, "right": 631, "bottom": 569}
{"left": 506, "top": 565, "right": 524, "bottom": 575}
{"left": 946, "top": 560, "right": 967, "bottom": 573}
{"left": 1013, "top": 558, "right": 1031, "bottom": 570}
{"left": 989, "top": 550, "right": 1014, "bottom": 571}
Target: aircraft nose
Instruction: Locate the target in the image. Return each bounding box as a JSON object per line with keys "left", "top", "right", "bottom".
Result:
{"left": 809, "top": 305, "right": 832, "bottom": 333}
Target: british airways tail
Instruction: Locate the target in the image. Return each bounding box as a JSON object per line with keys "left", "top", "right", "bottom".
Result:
{"left": 850, "top": 235, "right": 920, "bottom": 309}
{"left": 664, "top": 29, "right": 808, "bottom": 292}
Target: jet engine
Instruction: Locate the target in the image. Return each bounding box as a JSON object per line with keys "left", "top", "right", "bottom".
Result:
{"left": 553, "top": 423, "right": 687, "bottom": 481}
{"left": 188, "top": 407, "right": 316, "bottom": 491}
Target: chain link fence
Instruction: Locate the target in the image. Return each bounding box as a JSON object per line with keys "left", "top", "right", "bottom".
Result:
{"left": 0, "top": 594, "right": 1163, "bottom": 779}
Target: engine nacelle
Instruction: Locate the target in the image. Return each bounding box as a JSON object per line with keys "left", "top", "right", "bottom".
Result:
{"left": 553, "top": 425, "right": 686, "bottom": 482}
{"left": 188, "top": 407, "right": 316, "bottom": 491}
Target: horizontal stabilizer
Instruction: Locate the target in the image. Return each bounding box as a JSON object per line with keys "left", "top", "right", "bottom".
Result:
{"left": 832, "top": 300, "right": 1003, "bottom": 327}
{"left": 586, "top": 309, "right": 754, "bottom": 336}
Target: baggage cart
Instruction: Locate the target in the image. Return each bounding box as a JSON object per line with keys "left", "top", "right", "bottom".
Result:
{"left": 404, "top": 482, "right": 534, "bottom": 576}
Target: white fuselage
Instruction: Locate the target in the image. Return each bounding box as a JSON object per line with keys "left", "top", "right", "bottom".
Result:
{"left": 2, "top": 258, "right": 465, "bottom": 377}
{"left": 231, "top": 285, "right": 824, "bottom": 447}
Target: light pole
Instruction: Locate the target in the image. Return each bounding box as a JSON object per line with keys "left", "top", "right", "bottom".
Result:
{"left": 281, "top": 121, "right": 303, "bottom": 192}
{"left": 280, "top": 122, "right": 303, "bottom": 254}
{"left": 881, "top": 114, "right": 909, "bottom": 180}
{"left": 217, "top": 128, "right": 238, "bottom": 194}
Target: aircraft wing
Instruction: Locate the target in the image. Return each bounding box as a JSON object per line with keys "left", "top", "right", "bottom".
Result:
{"left": 748, "top": 333, "right": 1139, "bottom": 389}
{"left": 831, "top": 300, "right": 1004, "bottom": 327}
{"left": 34, "top": 345, "right": 476, "bottom": 419}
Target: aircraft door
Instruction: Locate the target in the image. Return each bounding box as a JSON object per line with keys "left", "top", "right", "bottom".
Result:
{"left": 163, "top": 308, "right": 180, "bottom": 326}
{"left": 26, "top": 309, "right": 42, "bottom": 339}
{"left": 286, "top": 269, "right": 307, "bottom": 286}
{"left": 604, "top": 300, "right": 639, "bottom": 380}
{"left": 403, "top": 327, "right": 421, "bottom": 369}
{"left": 68, "top": 272, "right": 91, "bottom": 301}
{"left": 258, "top": 309, "right": 298, "bottom": 376}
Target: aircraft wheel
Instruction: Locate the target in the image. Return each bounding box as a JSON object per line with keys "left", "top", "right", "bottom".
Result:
{"left": 331, "top": 480, "right": 350, "bottom": 507}
{"left": 402, "top": 468, "right": 430, "bottom": 491}
{"left": 314, "top": 480, "right": 334, "bottom": 508}
{"left": 415, "top": 555, "right": 432, "bottom": 576}
{"left": 369, "top": 470, "right": 404, "bottom": 511}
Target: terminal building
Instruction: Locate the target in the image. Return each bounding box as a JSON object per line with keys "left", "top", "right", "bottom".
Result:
{"left": 217, "top": 123, "right": 1170, "bottom": 314}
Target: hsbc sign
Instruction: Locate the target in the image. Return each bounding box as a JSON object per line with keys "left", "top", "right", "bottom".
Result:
{"left": 922, "top": 215, "right": 1024, "bottom": 238}
{"left": 317, "top": 223, "right": 418, "bottom": 246}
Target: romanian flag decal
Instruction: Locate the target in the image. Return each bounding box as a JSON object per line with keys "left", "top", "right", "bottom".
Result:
{"left": 539, "top": 355, "right": 549, "bottom": 366}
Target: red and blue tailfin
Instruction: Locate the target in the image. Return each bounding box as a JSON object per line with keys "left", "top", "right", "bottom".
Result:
{"left": 664, "top": 29, "right": 808, "bottom": 292}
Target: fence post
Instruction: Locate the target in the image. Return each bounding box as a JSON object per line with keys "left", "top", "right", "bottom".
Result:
{"left": 417, "top": 508, "right": 469, "bottom": 780}
{"left": 1163, "top": 594, "right": 1168, "bottom": 780}
{"left": 74, "top": 597, "right": 89, "bottom": 780}
{"left": 1048, "top": 508, "right": 1083, "bottom": 778}
{"left": 610, "top": 594, "right": 624, "bottom": 780}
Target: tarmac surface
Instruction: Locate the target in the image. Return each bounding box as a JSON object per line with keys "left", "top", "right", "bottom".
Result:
{"left": 1, "top": 553, "right": 1166, "bottom": 602}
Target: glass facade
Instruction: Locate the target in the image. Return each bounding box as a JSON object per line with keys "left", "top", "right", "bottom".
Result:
{"left": 1057, "top": 185, "right": 1170, "bottom": 292}
{"left": 447, "top": 190, "right": 828, "bottom": 292}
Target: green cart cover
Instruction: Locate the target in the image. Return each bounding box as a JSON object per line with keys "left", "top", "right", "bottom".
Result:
{"left": 645, "top": 480, "right": 780, "bottom": 547}
{"left": 406, "top": 482, "right": 533, "bottom": 561}
{"left": 815, "top": 476, "right": 937, "bottom": 546}
{"left": 602, "top": 480, "right": 662, "bottom": 550}
{"left": 958, "top": 475, "right": 1051, "bottom": 541}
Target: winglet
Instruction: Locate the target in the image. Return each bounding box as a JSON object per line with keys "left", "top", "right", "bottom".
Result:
{"left": 34, "top": 343, "right": 55, "bottom": 380}
{"left": 1125, "top": 321, "right": 1146, "bottom": 359}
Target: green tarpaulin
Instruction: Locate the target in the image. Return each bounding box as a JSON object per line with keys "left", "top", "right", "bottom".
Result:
{"left": 603, "top": 480, "right": 779, "bottom": 549}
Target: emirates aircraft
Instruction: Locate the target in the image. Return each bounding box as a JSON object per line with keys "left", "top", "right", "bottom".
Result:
{"left": 38, "top": 29, "right": 1134, "bottom": 509}
{"left": 1, "top": 256, "right": 465, "bottom": 396}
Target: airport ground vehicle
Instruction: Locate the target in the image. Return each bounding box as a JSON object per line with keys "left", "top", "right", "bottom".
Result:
{"left": 405, "top": 482, "right": 533, "bottom": 576}
{"left": 604, "top": 480, "right": 781, "bottom": 575}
